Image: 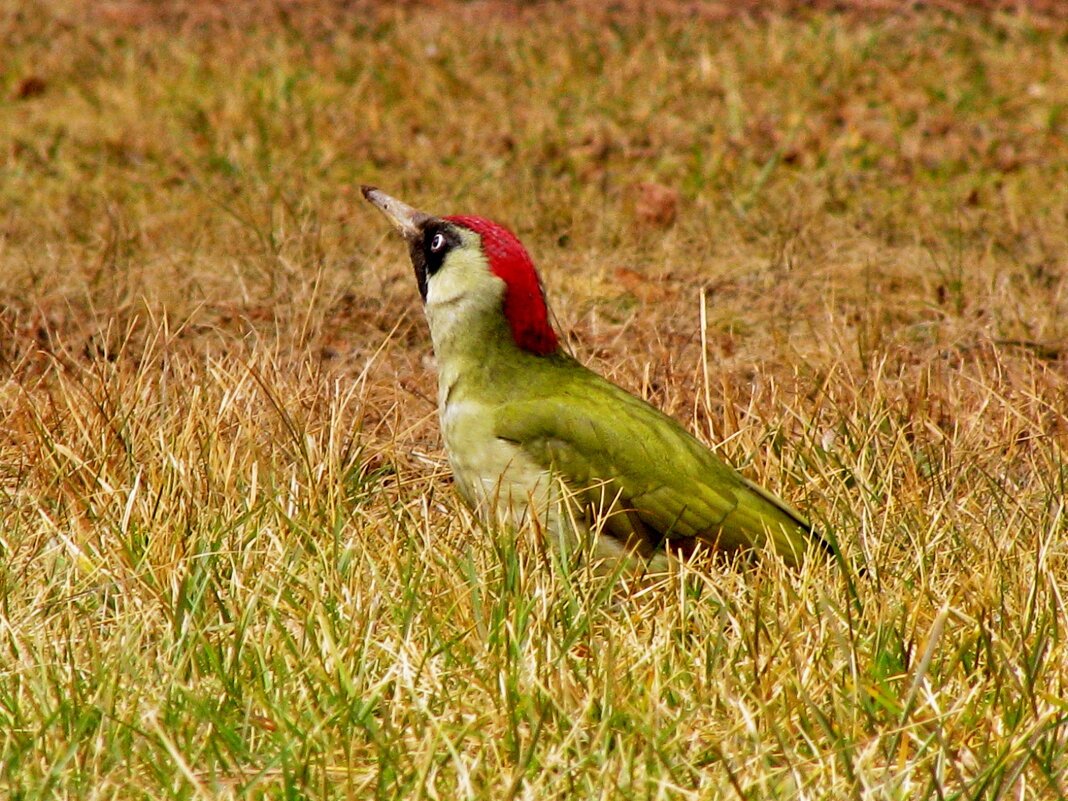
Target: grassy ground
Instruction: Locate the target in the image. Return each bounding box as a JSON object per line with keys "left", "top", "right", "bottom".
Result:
{"left": 2, "top": 1, "right": 1068, "bottom": 798}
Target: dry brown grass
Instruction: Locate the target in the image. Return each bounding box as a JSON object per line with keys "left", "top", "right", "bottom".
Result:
{"left": 2, "top": 2, "right": 1067, "bottom": 798}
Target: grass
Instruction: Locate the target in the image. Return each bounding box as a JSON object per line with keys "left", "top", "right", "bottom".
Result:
{"left": 2, "top": 1, "right": 1068, "bottom": 798}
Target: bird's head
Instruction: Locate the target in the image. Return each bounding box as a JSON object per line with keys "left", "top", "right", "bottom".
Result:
{"left": 362, "top": 186, "right": 558, "bottom": 356}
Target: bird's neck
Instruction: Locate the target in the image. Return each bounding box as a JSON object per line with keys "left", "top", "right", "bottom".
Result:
{"left": 427, "top": 296, "right": 520, "bottom": 367}
{"left": 426, "top": 292, "right": 561, "bottom": 412}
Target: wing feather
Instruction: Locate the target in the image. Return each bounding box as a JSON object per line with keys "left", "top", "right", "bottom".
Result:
{"left": 493, "top": 368, "right": 831, "bottom": 566}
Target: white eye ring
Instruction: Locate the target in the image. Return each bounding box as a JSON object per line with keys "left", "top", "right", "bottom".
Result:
{"left": 430, "top": 232, "right": 447, "bottom": 252}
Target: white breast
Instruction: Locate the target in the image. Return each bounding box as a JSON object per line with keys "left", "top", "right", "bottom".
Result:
{"left": 439, "top": 394, "right": 652, "bottom": 575}
{"left": 440, "top": 398, "right": 552, "bottom": 524}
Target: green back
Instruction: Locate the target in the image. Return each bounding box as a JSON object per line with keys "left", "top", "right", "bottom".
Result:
{"left": 492, "top": 356, "right": 831, "bottom": 567}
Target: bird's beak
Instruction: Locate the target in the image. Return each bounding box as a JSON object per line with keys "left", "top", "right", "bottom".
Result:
{"left": 361, "top": 185, "right": 433, "bottom": 242}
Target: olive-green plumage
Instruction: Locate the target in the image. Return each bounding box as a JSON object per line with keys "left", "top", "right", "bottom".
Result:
{"left": 492, "top": 351, "right": 827, "bottom": 566}
{"left": 362, "top": 185, "right": 833, "bottom": 571}
{"left": 478, "top": 348, "right": 833, "bottom": 568}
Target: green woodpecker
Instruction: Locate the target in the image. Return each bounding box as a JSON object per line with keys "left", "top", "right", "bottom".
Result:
{"left": 362, "top": 186, "right": 833, "bottom": 571}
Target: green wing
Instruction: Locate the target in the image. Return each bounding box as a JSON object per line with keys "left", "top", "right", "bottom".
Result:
{"left": 493, "top": 367, "right": 831, "bottom": 567}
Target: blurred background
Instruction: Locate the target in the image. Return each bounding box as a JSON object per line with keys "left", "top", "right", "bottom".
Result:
{"left": 2, "top": 3, "right": 1067, "bottom": 798}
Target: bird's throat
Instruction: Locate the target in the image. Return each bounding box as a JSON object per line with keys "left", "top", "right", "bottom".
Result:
{"left": 426, "top": 295, "right": 522, "bottom": 371}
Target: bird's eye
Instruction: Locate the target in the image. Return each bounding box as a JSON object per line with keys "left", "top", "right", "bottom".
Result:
{"left": 429, "top": 232, "right": 447, "bottom": 252}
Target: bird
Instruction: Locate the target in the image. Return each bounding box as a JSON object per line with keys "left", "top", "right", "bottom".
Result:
{"left": 362, "top": 186, "right": 835, "bottom": 573}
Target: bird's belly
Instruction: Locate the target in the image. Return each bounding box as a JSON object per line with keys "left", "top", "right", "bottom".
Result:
{"left": 441, "top": 399, "right": 557, "bottom": 526}
{"left": 440, "top": 397, "right": 662, "bottom": 574}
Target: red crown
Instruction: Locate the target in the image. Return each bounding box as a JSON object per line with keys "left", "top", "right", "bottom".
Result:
{"left": 445, "top": 215, "right": 558, "bottom": 356}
